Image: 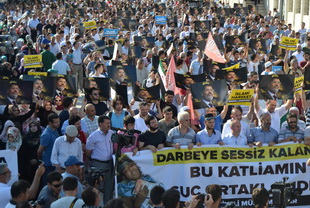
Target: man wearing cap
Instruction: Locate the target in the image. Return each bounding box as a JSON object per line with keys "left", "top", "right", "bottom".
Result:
{"left": 281, "top": 107, "right": 306, "bottom": 130}
{"left": 260, "top": 61, "right": 275, "bottom": 75}
{"left": 85, "top": 115, "right": 113, "bottom": 203}
{"left": 196, "top": 114, "right": 223, "bottom": 145}
{"left": 62, "top": 156, "right": 85, "bottom": 199}
{"left": 51, "top": 125, "right": 83, "bottom": 173}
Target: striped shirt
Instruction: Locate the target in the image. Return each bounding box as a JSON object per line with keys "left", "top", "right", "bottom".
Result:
{"left": 278, "top": 126, "right": 304, "bottom": 142}
{"left": 167, "top": 126, "right": 196, "bottom": 145}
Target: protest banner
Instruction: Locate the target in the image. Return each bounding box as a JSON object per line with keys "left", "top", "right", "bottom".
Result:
{"left": 103, "top": 28, "right": 119, "bottom": 38}
{"left": 115, "top": 143, "right": 310, "bottom": 207}
{"left": 279, "top": 36, "right": 299, "bottom": 50}
{"left": 155, "top": 16, "right": 167, "bottom": 24}
{"left": 258, "top": 74, "right": 294, "bottom": 100}
{"left": 295, "top": 76, "right": 304, "bottom": 94}
{"left": 227, "top": 89, "right": 254, "bottom": 106}
{"left": 27, "top": 72, "right": 48, "bottom": 76}
{"left": 0, "top": 79, "right": 33, "bottom": 105}
{"left": 223, "top": 63, "right": 240, "bottom": 70}
{"left": 190, "top": 80, "right": 227, "bottom": 108}
{"left": 83, "top": 21, "right": 97, "bottom": 29}
{"left": 22, "top": 75, "right": 53, "bottom": 101}
{"left": 0, "top": 150, "right": 18, "bottom": 186}
{"left": 24, "top": 55, "right": 43, "bottom": 68}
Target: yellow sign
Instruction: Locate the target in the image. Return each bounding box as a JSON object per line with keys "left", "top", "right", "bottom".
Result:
{"left": 24, "top": 55, "right": 43, "bottom": 68}
{"left": 223, "top": 63, "right": 240, "bottom": 70}
{"left": 294, "top": 76, "right": 304, "bottom": 94}
{"left": 153, "top": 144, "right": 310, "bottom": 165}
{"left": 27, "top": 72, "right": 48, "bottom": 76}
{"left": 227, "top": 89, "right": 254, "bottom": 106}
{"left": 83, "top": 21, "right": 97, "bottom": 30}
{"left": 279, "top": 36, "right": 299, "bottom": 50}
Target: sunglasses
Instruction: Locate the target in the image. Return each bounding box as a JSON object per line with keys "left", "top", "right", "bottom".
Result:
{"left": 52, "top": 183, "right": 63, "bottom": 188}
{"left": 55, "top": 100, "right": 62, "bottom": 102}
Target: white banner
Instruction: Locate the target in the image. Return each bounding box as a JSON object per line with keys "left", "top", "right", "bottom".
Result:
{"left": 116, "top": 143, "right": 310, "bottom": 207}
{"left": 0, "top": 150, "right": 18, "bottom": 186}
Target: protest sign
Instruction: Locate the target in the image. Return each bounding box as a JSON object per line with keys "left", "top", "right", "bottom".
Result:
{"left": 83, "top": 21, "right": 97, "bottom": 30}
{"left": 24, "top": 55, "right": 43, "bottom": 68}
{"left": 155, "top": 16, "right": 167, "bottom": 24}
{"left": 27, "top": 72, "right": 48, "bottom": 76}
{"left": 103, "top": 28, "right": 119, "bottom": 38}
{"left": 223, "top": 63, "right": 240, "bottom": 70}
{"left": 272, "top": 66, "right": 283, "bottom": 73}
{"left": 174, "top": 73, "right": 206, "bottom": 90}
{"left": 279, "top": 36, "right": 299, "bottom": 50}
{"left": 258, "top": 74, "right": 294, "bottom": 100}
{"left": 227, "top": 89, "right": 254, "bottom": 106}
{"left": 0, "top": 79, "right": 33, "bottom": 105}
{"left": 294, "top": 76, "right": 304, "bottom": 94}
{"left": 115, "top": 144, "right": 310, "bottom": 207}
{"left": 22, "top": 75, "right": 53, "bottom": 101}
{"left": 190, "top": 80, "right": 227, "bottom": 108}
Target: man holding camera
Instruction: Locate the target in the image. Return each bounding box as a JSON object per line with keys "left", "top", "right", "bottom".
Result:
{"left": 85, "top": 115, "right": 114, "bottom": 203}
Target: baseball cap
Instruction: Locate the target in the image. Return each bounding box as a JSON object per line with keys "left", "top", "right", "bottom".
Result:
{"left": 64, "top": 156, "right": 84, "bottom": 167}
{"left": 264, "top": 61, "right": 272, "bottom": 68}
{"left": 66, "top": 125, "right": 78, "bottom": 137}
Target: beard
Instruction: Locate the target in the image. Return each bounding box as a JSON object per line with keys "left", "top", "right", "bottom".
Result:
{"left": 150, "top": 126, "right": 158, "bottom": 131}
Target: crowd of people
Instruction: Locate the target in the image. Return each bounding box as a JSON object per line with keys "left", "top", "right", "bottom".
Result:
{"left": 0, "top": 0, "right": 310, "bottom": 207}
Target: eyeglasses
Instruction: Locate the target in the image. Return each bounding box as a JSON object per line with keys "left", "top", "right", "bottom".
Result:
{"left": 52, "top": 183, "right": 63, "bottom": 188}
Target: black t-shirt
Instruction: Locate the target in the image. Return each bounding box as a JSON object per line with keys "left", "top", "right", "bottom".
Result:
{"left": 91, "top": 101, "right": 109, "bottom": 116}
{"left": 138, "top": 130, "right": 166, "bottom": 148}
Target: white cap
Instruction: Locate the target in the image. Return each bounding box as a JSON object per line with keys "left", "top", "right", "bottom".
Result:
{"left": 264, "top": 61, "right": 272, "bottom": 68}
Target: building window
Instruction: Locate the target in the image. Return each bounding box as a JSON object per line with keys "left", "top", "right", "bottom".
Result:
{"left": 288, "top": 0, "right": 293, "bottom": 12}
{"left": 304, "top": 0, "right": 310, "bottom": 15}
{"left": 295, "top": 0, "right": 301, "bottom": 13}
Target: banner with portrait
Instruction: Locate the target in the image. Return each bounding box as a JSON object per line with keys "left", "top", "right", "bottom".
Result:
{"left": 115, "top": 143, "right": 310, "bottom": 207}
{"left": 21, "top": 75, "right": 53, "bottom": 101}
{"left": 0, "top": 78, "right": 33, "bottom": 105}
{"left": 174, "top": 73, "right": 206, "bottom": 90}
{"left": 133, "top": 84, "right": 160, "bottom": 103}
{"left": 215, "top": 67, "right": 247, "bottom": 84}
{"left": 50, "top": 75, "right": 78, "bottom": 101}
{"left": 0, "top": 150, "right": 18, "bottom": 186}
{"left": 190, "top": 80, "right": 227, "bottom": 109}
{"left": 258, "top": 75, "right": 294, "bottom": 100}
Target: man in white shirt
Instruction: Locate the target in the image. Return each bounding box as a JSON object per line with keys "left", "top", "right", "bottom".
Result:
{"left": 52, "top": 53, "right": 71, "bottom": 75}
{"left": 292, "top": 44, "right": 305, "bottom": 66}
{"left": 254, "top": 93, "right": 292, "bottom": 133}
{"left": 134, "top": 102, "right": 149, "bottom": 132}
{"left": 51, "top": 125, "right": 83, "bottom": 173}
{"left": 28, "top": 14, "right": 39, "bottom": 42}
{"left": 222, "top": 120, "right": 247, "bottom": 146}
{"left": 222, "top": 107, "right": 250, "bottom": 138}
{"left": 72, "top": 41, "right": 83, "bottom": 90}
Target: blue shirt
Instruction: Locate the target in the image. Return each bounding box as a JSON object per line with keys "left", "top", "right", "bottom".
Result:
{"left": 248, "top": 126, "right": 278, "bottom": 144}
{"left": 40, "top": 126, "right": 59, "bottom": 166}
{"left": 196, "top": 129, "right": 222, "bottom": 144}
{"left": 199, "top": 114, "right": 223, "bottom": 132}
{"left": 110, "top": 110, "right": 128, "bottom": 128}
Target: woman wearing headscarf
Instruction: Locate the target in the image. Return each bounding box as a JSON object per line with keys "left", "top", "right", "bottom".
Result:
{"left": 6, "top": 126, "right": 22, "bottom": 151}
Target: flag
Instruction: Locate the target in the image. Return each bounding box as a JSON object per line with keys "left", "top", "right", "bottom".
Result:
{"left": 186, "top": 93, "right": 195, "bottom": 121}
{"left": 112, "top": 42, "right": 118, "bottom": 60}
{"left": 167, "top": 43, "right": 174, "bottom": 57}
{"left": 204, "top": 33, "right": 226, "bottom": 63}
{"left": 166, "top": 56, "right": 177, "bottom": 93}
{"left": 158, "top": 61, "right": 167, "bottom": 89}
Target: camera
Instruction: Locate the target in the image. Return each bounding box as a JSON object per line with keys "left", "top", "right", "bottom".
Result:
{"left": 86, "top": 167, "right": 108, "bottom": 188}
{"left": 271, "top": 177, "right": 302, "bottom": 208}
